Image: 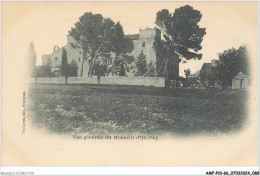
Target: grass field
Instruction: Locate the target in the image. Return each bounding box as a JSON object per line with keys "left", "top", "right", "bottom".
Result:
{"left": 28, "top": 84, "right": 248, "bottom": 135}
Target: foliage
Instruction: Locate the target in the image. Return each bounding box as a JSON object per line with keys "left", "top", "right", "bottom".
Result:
{"left": 113, "top": 56, "right": 126, "bottom": 76}
{"left": 60, "top": 48, "right": 78, "bottom": 82}
{"left": 135, "top": 51, "right": 148, "bottom": 76}
{"left": 154, "top": 5, "right": 206, "bottom": 61}
{"left": 27, "top": 41, "right": 37, "bottom": 77}
{"left": 178, "top": 76, "right": 187, "bottom": 87}
{"left": 32, "top": 66, "right": 40, "bottom": 83}
{"left": 32, "top": 63, "right": 54, "bottom": 83}
{"left": 69, "top": 12, "right": 132, "bottom": 76}
{"left": 92, "top": 61, "right": 108, "bottom": 77}
{"left": 70, "top": 60, "right": 79, "bottom": 76}
{"left": 29, "top": 84, "right": 248, "bottom": 135}
{"left": 124, "top": 55, "right": 135, "bottom": 65}
{"left": 123, "top": 40, "right": 135, "bottom": 56}
{"left": 184, "top": 69, "right": 191, "bottom": 79}
{"left": 61, "top": 48, "right": 68, "bottom": 67}
{"left": 179, "top": 74, "right": 202, "bottom": 88}
{"left": 60, "top": 61, "right": 78, "bottom": 78}
{"left": 33, "top": 64, "right": 54, "bottom": 78}
{"left": 92, "top": 61, "right": 108, "bottom": 84}
{"left": 153, "top": 5, "right": 206, "bottom": 85}
{"left": 53, "top": 70, "right": 62, "bottom": 77}
{"left": 107, "top": 55, "right": 135, "bottom": 76}
{"left": 202, "top": 74, "right": 215, "bottom": 88}
{"left": 189, "top": 76, "right": 203, "bottom": 88}
{"left": 215, "top": 45, "right": 249, "bottom": 87}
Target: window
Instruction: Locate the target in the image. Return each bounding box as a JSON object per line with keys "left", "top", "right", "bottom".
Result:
{"left": 54, "top": 57, "right": 58, "bottom": 61}
{"left": 142, "top": 42, "right": 145, "bottom": 47}
{"left": 79, "top": 58, "right": 81, "bottom": 62}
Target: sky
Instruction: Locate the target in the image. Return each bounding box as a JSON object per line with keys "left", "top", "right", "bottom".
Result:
{"left": 2, "top": 1, "right": 258, "bottom": 76}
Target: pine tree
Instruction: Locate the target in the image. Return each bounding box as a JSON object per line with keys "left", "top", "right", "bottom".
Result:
{"left": 135, "top": 51, "right": 148, "bottom": 76}
{"left": 27, "top": 41, "right": 37, "bottom": 77}
{"left": 61, "top": 48, "right": 68, "bottom": 67}
{"left": 154, "top": 5, "right": 206, "bottom": 87}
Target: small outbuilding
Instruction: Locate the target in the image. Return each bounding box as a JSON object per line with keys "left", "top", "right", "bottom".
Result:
{"left": 232, "top": 72, "right": 248, "bottom": 89}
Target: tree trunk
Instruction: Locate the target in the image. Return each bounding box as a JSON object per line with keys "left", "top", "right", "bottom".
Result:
{"left": 34, "top": 77, "right": 38, "bottom": 84}
{"left": 163, "top": 59, "right": 169, "bottom": 87}
{"left": 97, "top": 75, "right": 101, "bottom": 84}
{"left": 65, "top": 77, "right": 68, "bottom": 84}
{"left": 80, "top": 44, "right": 85, "bottom": 77}
{"left": 80, "top": 57, "right": 85, "bottom": 77}
{"left": 88, "top": 47, "right": 101, "bottom": 77}
{"left": 164, "top": 55, "right": 179, "bottom": 88}
{"left": 172, "top": 55, "right": 179, "bottom": 87}
{"left": 165, "top": 74, "right": 170, "bottom": 87}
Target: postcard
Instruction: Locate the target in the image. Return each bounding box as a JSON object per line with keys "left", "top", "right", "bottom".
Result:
{"left": 1, "top": 1, "right": 258, "bottom": 167}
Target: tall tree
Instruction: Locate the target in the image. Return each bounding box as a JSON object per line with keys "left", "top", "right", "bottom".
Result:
{"left": 61, "top": 48, "right": 68, "bottom": 67}
{"left": 60, "top": 60, "right": 78, "bottom": 84}
{"left": 60, "top": 48, "right": 78, "bottom": 84}
{"left": 27, "top": 41, "right": 37, "bottom": 77}
{"left": 215, "top": 44, "right": 249, "bottom": 87}
{"left": 69, "top": 12, "right": 129, "bottom": 77}
{"left": 135, "top": 51, "right": 148, "bottom": 76}
{"left": 154, "top": 5, "right": 206, "bottom": 87}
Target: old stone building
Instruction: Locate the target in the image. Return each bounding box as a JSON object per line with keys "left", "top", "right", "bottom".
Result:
{"left": 124, "top": 27, "right": 161, "bottom": 76}
{"left": 125, "top": 28, "right": 160, "bottom": 64}
{"left": 42, "top": 36, "right": 89, "bottom": 76}
{"left": 42, "top": 27, "right": 161, "bottom": 77}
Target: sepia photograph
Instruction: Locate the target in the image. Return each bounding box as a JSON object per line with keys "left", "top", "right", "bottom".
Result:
{"left": 1, "top": 0, "right": 258, "bottom": 171}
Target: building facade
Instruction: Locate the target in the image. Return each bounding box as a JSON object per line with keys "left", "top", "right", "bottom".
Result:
{"left": 232, "top": 72, "right": 248, "bottom": 89}
{"left": 124, "top": 27, "right": 161, "bottom": 76}
{"left": 42, "top": 27, "right": 161, "bottom": 77}
{"left": 42, "top": 36, "right": 89, "bottom": 77}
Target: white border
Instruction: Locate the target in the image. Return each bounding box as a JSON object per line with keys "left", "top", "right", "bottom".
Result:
{"left": 0, "top": 167, "right": 259, "bottom": 175}
{"left": 0, "top": 0, "right": 259, "bottom": 175}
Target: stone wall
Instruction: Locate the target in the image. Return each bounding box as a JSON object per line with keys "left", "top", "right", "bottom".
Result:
{"left": 25, "top": 76, "right": 165, "bottom": 87}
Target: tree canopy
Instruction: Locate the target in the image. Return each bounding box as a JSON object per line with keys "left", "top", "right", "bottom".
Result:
{"left": 154, "top": 5, "right": 206, "bottom": 62}
{"left": 60, "top": 49, "right": 78, "bottom": 84}
{"left": 153, "top": 5, "right": 206, "bottom": 87}
{"left": 184, "top": 69, "right": 191, "bottom": 79}
{"left": 92, "top": 61, "right": 107, "bottom": 84}
{"left": 215, "top": 44, "right": 249, "bottom": 86}
{"left": 33, "top": 64, "right": 53, "bottom": 79}
{"left": 135, "top": 51, "right": 148, "bottom": 76}
{"left": 69, "top": 12, "right": 130, "bottom": 77}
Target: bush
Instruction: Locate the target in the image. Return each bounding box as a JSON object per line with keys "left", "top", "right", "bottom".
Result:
{"left": 135, "top": 51, "right": 148, "bottom": 76}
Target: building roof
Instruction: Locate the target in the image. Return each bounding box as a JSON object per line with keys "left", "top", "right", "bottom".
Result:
{"left": 233, "top": 72, "right": 247, "bottom": 79}
{"left": 200, "top": 63, "right": 213, "bottom": 75}
{"left": 124, "top": 34, "right": 139, "bottom": 40}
